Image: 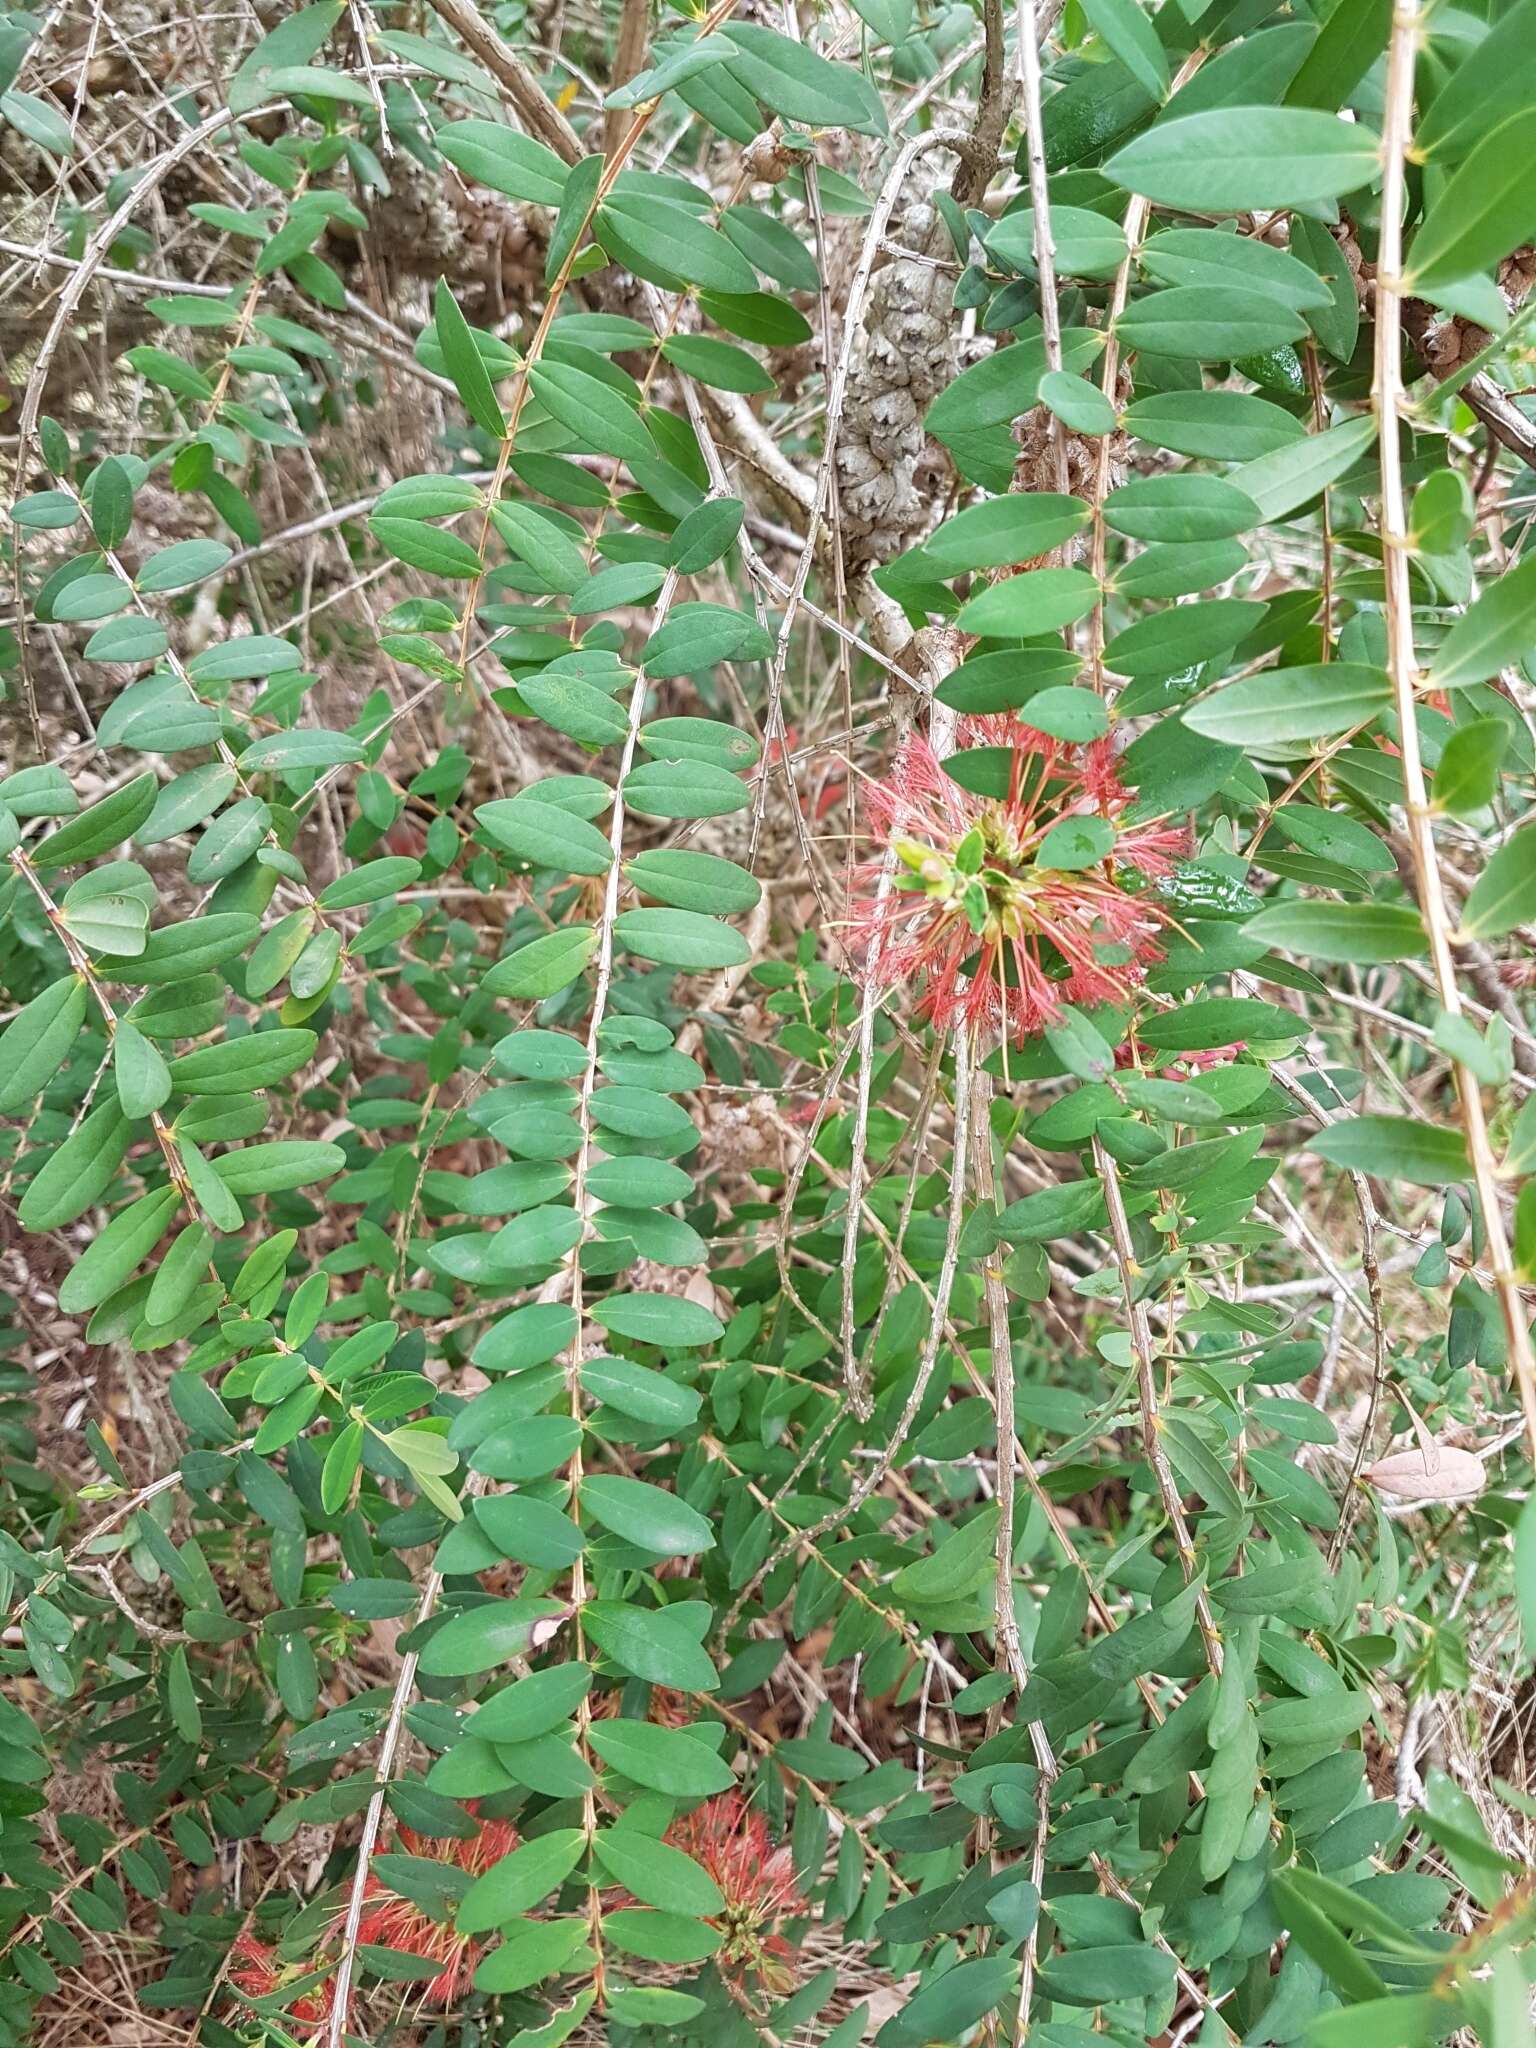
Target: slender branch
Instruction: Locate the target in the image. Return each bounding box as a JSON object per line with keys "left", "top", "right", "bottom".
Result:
{"left": 419, "top": 0, "right": 583, "bottom": 162}
{"left": 1093, "top": 1136, "right": 1224, "bottom": 1679}
{"left": 1373, "top": 0, "right": 1536, "bottom": 1468}
{"left": 1014, "top": 0, "right": 1066, "bottom": 494}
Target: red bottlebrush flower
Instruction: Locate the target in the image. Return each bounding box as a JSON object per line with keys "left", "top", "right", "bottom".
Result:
{"left": 663, "top": 1793, "right": 805, "bottom": 1993}
{"left": 590, "top": 1683, "right": 696, "bottom": 1729}
{"left": 228, "top": 1933, "right": 334, "bottom": 2028}
{"left": 350, "top": 1802, "right": 521, "bottom": 2009}
{"left": 855, "top": 717, "right": 1188, "bottom": 1044}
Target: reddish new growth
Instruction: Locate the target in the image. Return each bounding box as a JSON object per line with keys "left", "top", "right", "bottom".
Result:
{"left": 666, "top": 1792, "right": 805, "bottom": 1993}
{"left": 350, "top": 1802, "right": 521, "bottom": 2007}
{"left": 857, "top": 716, "right": 1187, "bottom": 1044}
{"left": 228, "top": 1933, "right": 334, "bottom": 2030}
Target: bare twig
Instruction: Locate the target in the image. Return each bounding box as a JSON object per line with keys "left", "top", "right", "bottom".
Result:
{"left": 1374, "top": 0, "right": 1536, "bottom": 1468}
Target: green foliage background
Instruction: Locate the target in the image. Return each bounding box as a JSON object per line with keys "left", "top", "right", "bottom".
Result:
{"left": 3, "top": 0, "right": 1536, "bottom": 2042}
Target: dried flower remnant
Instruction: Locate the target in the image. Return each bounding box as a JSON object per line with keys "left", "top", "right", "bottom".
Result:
{"left": 664, "top": 1792, "right": 806, "bottom": 1993}
{"left": 349, "top": 1803, "right": 522, "bottom": 2008}
{"left": 228, "top": 1933, "right": 335, "bottom": 2029}
{"left": 856, "top": 717, "right": 1188, "bottom": 1043}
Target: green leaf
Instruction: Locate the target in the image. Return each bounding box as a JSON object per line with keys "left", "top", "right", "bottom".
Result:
{"left": 582, "top": 1600, "right": 719, "bottom": 1690}
{"left": 370, "top": 518, "right": 484, "bottom": 579}
{"left": 211, "top": 1141, "right": 345, "bottom": 1194}
{"left": 1103, "top": 476, "right": 1259, "bottom": 543}
{"left": 1141, "top": 997, "right": 1301, "bottom": 1050}
{"left": 1037, "top": 814, "right": 1115, "bottom": 870}
{"left": 1290, "top": 212, "right": 1360, "bottom": 362}
{"left": 877, "top": 1957, "right": 1018, "bottom": 2047}
{"left": 166, "top": 1646, "right": 202, "bottom": 1744}
{"left": 0, "top": 974, "right": 88, "bottom": 1111}
{"left": 471, "top": 1665, "right": 592, "bottom": 1745}
{"left": 124, "top": 912, "right": 259, "bottom": 985}
{"left": 18, "top": 1100, "right": 133, "bottom": 1230}
{"left": 317, "top": 857, "right": 422, "bottom": 909}
{"left": 478, "top": 798, "right": 614, "bottom": 876}
{"left": 517, "top": 673, "right": 630, "bottom": 747}
{"left": 608, "top": 34, "right": 734, "bottom": 108}
{"left": 1105, "top": 598, "right": 1264, "bottom": 678}
{"left": 1184, "top": 664, "right": 1390, "bottom": 746}
{"left": 321, "top": 1420, "right": 364, "bottom": 1513}
{"left": 1124, "top": 390, "right": 1303, "bottom": 461}
{"left": 1410, "top": 109, "right": 1536, "bottom": 289}
{"left": 35, "top": 774, "right": 158, "bottom": 867}
{"left": 624, "top": 849, "right": 760, "bottom": 913}
{"left": 58, "top": 1185, "right": 181, "bottom": 1313}
{"left": 592, "top": 1294, "right": 723, "bottom": 1347}
{"left": 955, "top": 566, "right": 1100, "bottom": 638}
{"left": 136, "top": 538, "right": 231, "bottom": 592}
{"left": 1411, "top": 470, "right": 1476, "bottom": 558}
{"left": 581, "top": 1475, "right": 715, "bottom": 1557}
{"left": 669, "top": 499, "right": 746, "bottom": 574}
{"left": 1242, "top": 901, "right": 1426, "bottom": 965}
{"left": 1429, "top": 554, "right": 1536, "bottom": 690}
{"left": 240, "top": 729, "right": 366, "bottom": 771}
{"left": 2, "top": 87, "right": 73, "bottom": 156}
{"left": 613, "top": 908, "right": 749, "bottom": 970}
{"left": 1270, "top": 805, "right": 1395, "bottom": 872}
{"left": 114, "top": 1020, "right": 172, "bottom": 1119}
{"left": 148, "top": 1222, "right": 215, "bottom": 1326}
{"left": 605, "top": 1909, "right": 722, "bottom": 1965}
{"left": 598, "top": 196, "right": 757, "bottom": 295}
{"left": 641, "top": 603, "right": 774, "bottom": 676}
{"left": 1138, "top": 227, "right": 1331, "bottom": 315}
{"left": 60, "top": 891, "right": 148, "bottom": 957}
{"left": 996, "top": 1179, "right": 1107, "bottom": 1241}
{"left": 1105, "top": 107, "right": 1380, "bottom": 211}
{"left": 891, "top": 1505, "right": 999, "bottom": 1607}
{"left": 718, "top": 22, "right": 886, "bottom": 135}
{"left": 1116, "top": 287, "right": 1307, "bottom": 361}
{"left": 457, "top": 1829, "right": 587, "bottom": 1934}
{"left": 1037, "top": 1944, "right": 1176, "bottom": 2008}
{"left": 1270, "top": 1872, "right": 1388, "bottom": 2003}
{"left": 530, "top": 362, "right": 655, "bottom": 465}
{"left": 1309, "top": 1116, "right": 1470, "bottom": 1188}
{"left": 988, "top": 206, "right": 1128, "bottom": 281}
{"left": 1459, "top": 827, "right": 1536, "bottom": 940}
{"left": 1037, "top": 369, "right": 1118, "bottom": 435}
{"left": 587, "top": 1720, "right": 734, "bottom": 1796}
{"left": 1227, "top": 414, "right": 1376, "bottom": 522}
{"left": 419, "top": 1598, "right": 571, "bottom": 1678}
{"left": 1080, "top": 0, "right": 1167, "bottom": 99}
{"left": 623, "top": 759, "right": 751, "bottom": 821}
{"left": 1516, "top": 1493, "right": 1536, "bottom": 1667}
{"left": 89, "top": 457, "right": 134, "bottom": 549}
{"left": 924, "top": 495, "right": 1090, "bottom": 577}
{"left": 472, "top": 1920, "right": 593, "bottom": 1995}
{"left": 490, "top": 501, "right": 590, "bottom": 589}
{"left": 638, "top": 717, "right": 760, "bottom": 772}
{"left": 482, "top": 926, "right": 599, "bottom": 999}
{"left": 187, "top": 634, "right": 302, "bottom": 682}
{"left": 437, "top": 121, "right": 569, "bottom": 204}
{"left": 168, "top": 1029, "right": 317, "bottom": 1095}
{"left": 1415, "top": 0, "right": 1536, "bottom": 162}
{"left": 661, "top": 334, "right": 773, "bottom": 395}
{"left": 590, "top": 1830, "right": 724, "bottom": 1917}
{"left": 434, "top": 277, "right": 508, "bottom": 438}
